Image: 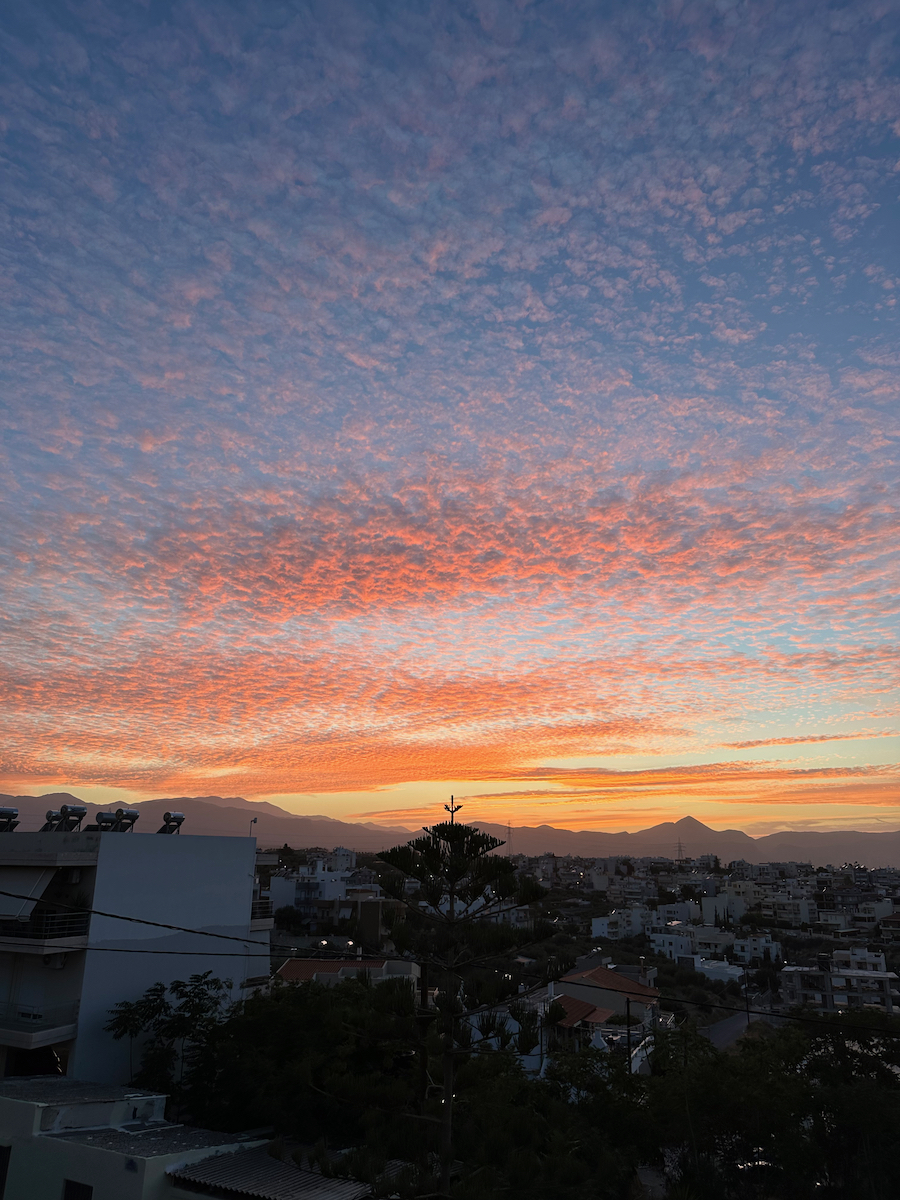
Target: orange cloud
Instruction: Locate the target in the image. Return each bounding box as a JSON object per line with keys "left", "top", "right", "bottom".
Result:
{"left": 353, "top": 761, "right": 900, "bottom": 828}
{"left": 2, "top": 0, "right": 899, "bottom": 830}
{"left": 721, "top": 731, "right": 898, "bottom": 749}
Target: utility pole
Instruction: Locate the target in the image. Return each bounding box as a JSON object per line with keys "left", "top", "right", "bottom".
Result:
{"left": 743, "top": 969, "right": 751, "bottom": 1029}
{"left": 625, "top": 996, "right": 632, "bottom": 1069}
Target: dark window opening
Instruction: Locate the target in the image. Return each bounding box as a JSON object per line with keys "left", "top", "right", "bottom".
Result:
{"left": 62, "top": 1182, "right": 93, "bottom": 1200}
{"left": 4, "top": 1046, "right": 65, "bottom": 1077}
{"left": 0, "top": 1145, "right": 10, "bottom": 1200}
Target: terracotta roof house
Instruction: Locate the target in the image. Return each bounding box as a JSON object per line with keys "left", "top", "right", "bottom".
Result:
{"left": 555, "top": 965, "right": 660, "bottom": 1021}
{"left": 544, "top": 994, "right": 616, "bottom": 1051}
{"left": 553, "top": 994, "right": 616, "bottom": 1028}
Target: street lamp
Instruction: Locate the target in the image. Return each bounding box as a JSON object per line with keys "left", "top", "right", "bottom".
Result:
{"left": 249, "top": 816, "right": 258, "bottom": 837}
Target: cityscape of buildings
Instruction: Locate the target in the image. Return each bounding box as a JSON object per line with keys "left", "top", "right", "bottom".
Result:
{"left": 0, "top": 802, "right": 896, "bottom": 1196}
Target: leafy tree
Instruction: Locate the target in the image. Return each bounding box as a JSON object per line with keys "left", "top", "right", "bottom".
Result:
{"left": 187, "top": 975, "right": 443, "bottom": 1195}
{"left": 273, "top": 904, "right": 306, "bottom": 933}
{"left": 104, "top": 972, "right": 231, "bottom": 1110}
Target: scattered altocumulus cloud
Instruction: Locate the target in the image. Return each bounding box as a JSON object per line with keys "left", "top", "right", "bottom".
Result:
{"left": 1, "top": 0, "right": 899, "bottom": 830}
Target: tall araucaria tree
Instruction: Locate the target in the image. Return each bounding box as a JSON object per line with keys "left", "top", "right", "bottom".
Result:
{"left": 379, "top": 809, "right": 528, "bottom": 1196}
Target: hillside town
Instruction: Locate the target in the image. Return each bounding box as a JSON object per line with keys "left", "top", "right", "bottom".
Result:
{"left": 0, "top": 804, "right": 898, "bottom": 1196}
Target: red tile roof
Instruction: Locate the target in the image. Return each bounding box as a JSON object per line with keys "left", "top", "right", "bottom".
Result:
{"left": 553, "top": 994, "right": 616, "bottom": 1029}
{"left": 277, "top": 958, "right": 386, "bottom": 983}
{"left": 561, "top": 965, "right": 659, "bottom": 1000}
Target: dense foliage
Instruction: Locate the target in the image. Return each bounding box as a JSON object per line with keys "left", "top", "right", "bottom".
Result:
{"left": 107, "top": 823, "right": 900, "bottom": 1198}
{"left": 109, "top": 972, "right": 900, "bottom": 1199}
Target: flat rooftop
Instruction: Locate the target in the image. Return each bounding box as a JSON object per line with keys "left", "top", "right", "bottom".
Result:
{"left": 0, "top": 831, "right": 102, "bottom": 866}
{"left": 0, "top": 1077, "right": 162, "bottom": 1105}
{"left": 54, "top": 1124, "right": 260, "bottom": 1156}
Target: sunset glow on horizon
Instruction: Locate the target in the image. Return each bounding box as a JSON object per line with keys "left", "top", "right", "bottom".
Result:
{"left": 2, "top": 1, "right": 899, "bottom": 835}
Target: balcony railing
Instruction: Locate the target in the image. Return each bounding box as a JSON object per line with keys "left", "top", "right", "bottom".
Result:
{"left": 251, "top": 899, "right": 273, "bottom": 920}
{"left": 0, "top": 912, "right": 91, "bottom": 940}
{"left": 0, "top": 1000, "right": 79, "bottom": 1032}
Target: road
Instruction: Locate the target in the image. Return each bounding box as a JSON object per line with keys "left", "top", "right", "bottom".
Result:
{"left": 702, "top": 1009, "right": 769, "bottom": 1049}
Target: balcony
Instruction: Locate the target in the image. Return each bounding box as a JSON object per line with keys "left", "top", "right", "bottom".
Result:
{"left": 0, "top": 1000, "right": 79, "bottom": 1050}
{"left": 250, "top": 898, "right": 274, "bottom": 932}
{"left": 0, "top": 912, "right": 90, "bottom": 954}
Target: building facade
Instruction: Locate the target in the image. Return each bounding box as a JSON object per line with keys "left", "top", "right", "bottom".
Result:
{"left": 0, "top": 827, "right": 271, "bottom": 1083}
{"left": 781, "top": 950, "right": 899, "bottom": 1013}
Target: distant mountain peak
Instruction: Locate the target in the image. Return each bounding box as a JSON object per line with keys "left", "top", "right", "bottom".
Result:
{"left": 1, "top": 795, "right": 900, "bottom": 864}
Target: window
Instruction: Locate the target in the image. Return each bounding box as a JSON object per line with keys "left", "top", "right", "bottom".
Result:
{"left": 62, "top": 1182, "right": 93, "bottom": 1200}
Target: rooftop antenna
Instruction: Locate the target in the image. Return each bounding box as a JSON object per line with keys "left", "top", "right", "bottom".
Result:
{"left": 444, "top": 795, "right": 463, "bottom": 825}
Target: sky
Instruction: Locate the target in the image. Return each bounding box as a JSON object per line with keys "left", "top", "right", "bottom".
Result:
{"left": 1, "top": 0, "right": 899, "bottom": 836}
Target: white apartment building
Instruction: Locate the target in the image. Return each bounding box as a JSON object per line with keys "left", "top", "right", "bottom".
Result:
{"left": 701, "top": 893, "right": 746, "bottom": 923}
{"left": 781, "top": 949, "right": 900, "bottom": 1013}
{"left": 759, "top": 892, "right": 817, "bottom": 927}
{"left": 269, "top": 856, "right": 382, "bottom": 930}
{"left": 732, "top": 933, "right": 782, "bottom": 965}
{"left": 0, "top": 817, "right": 271, "bottom": 1084}
{"left": 692, "top": 927, "right": 736, "bottom": 957}
{"left": 817, "top": 911, "right": 858, "bottom": 933}
{"left": 591, "top": 906, "right": 652, "bottom": 940}
{"left": 649, "top": 924, "right": 694, "bottom": 961}
{"left": 649, "top": 924, "right": 735, "bottom": 961}
{"left": 723, "top": 880, "right": 766, "bottom": 906}
{"left": 675, "top": 955, "right": 745, "bottom": 985}
{"left": 656, "top": 902, "right": 700, "bottom": 924}
{"left": 854, "top": 899, "right": 893, "bottom": 930}
{"left": 605, "top": 877, "right": 658, "bottom": 905}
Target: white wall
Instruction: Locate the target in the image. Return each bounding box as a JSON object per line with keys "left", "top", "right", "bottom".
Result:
{"left": 2, "top": 1131, "right": 260, "bottom": 1200}
{"left": 71, "top": 834, "right": 266, "bottom": 1084}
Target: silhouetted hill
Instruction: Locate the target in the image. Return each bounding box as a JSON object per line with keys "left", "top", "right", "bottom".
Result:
{"left": 473, "top": 815, "right": 900, "bottom": 867}
{"left": 3, "top": 795, "right": 900, "bottom": 865}
{"left": 473, "top": 814, "right": 759, "bottom": 859}
{"left": 0, "top": 794, "right": 415, "bottom": 852}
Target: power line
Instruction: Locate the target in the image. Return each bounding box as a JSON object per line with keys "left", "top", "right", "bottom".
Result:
{"left": 2, "top": 888, "right": 898, "bottom": 1043}
{"left": 0, "top": 887, "right": 265, "bottom": 948}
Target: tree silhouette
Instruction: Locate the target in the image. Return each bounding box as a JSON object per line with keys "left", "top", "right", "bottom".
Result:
{"left": 379, "top": 818, "right": 520, "bottom": 1195}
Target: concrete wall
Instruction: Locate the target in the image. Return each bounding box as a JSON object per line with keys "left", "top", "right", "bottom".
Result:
{"left": 71, "top": 834, "right": 267, "bottom": 1084}
{"left": 1, "top": 1133, "right": 258, "bottom": 1200}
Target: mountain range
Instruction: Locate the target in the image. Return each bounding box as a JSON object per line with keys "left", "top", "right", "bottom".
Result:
{"left": 3, "top": 793, "right": 900, "bottom": 866}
